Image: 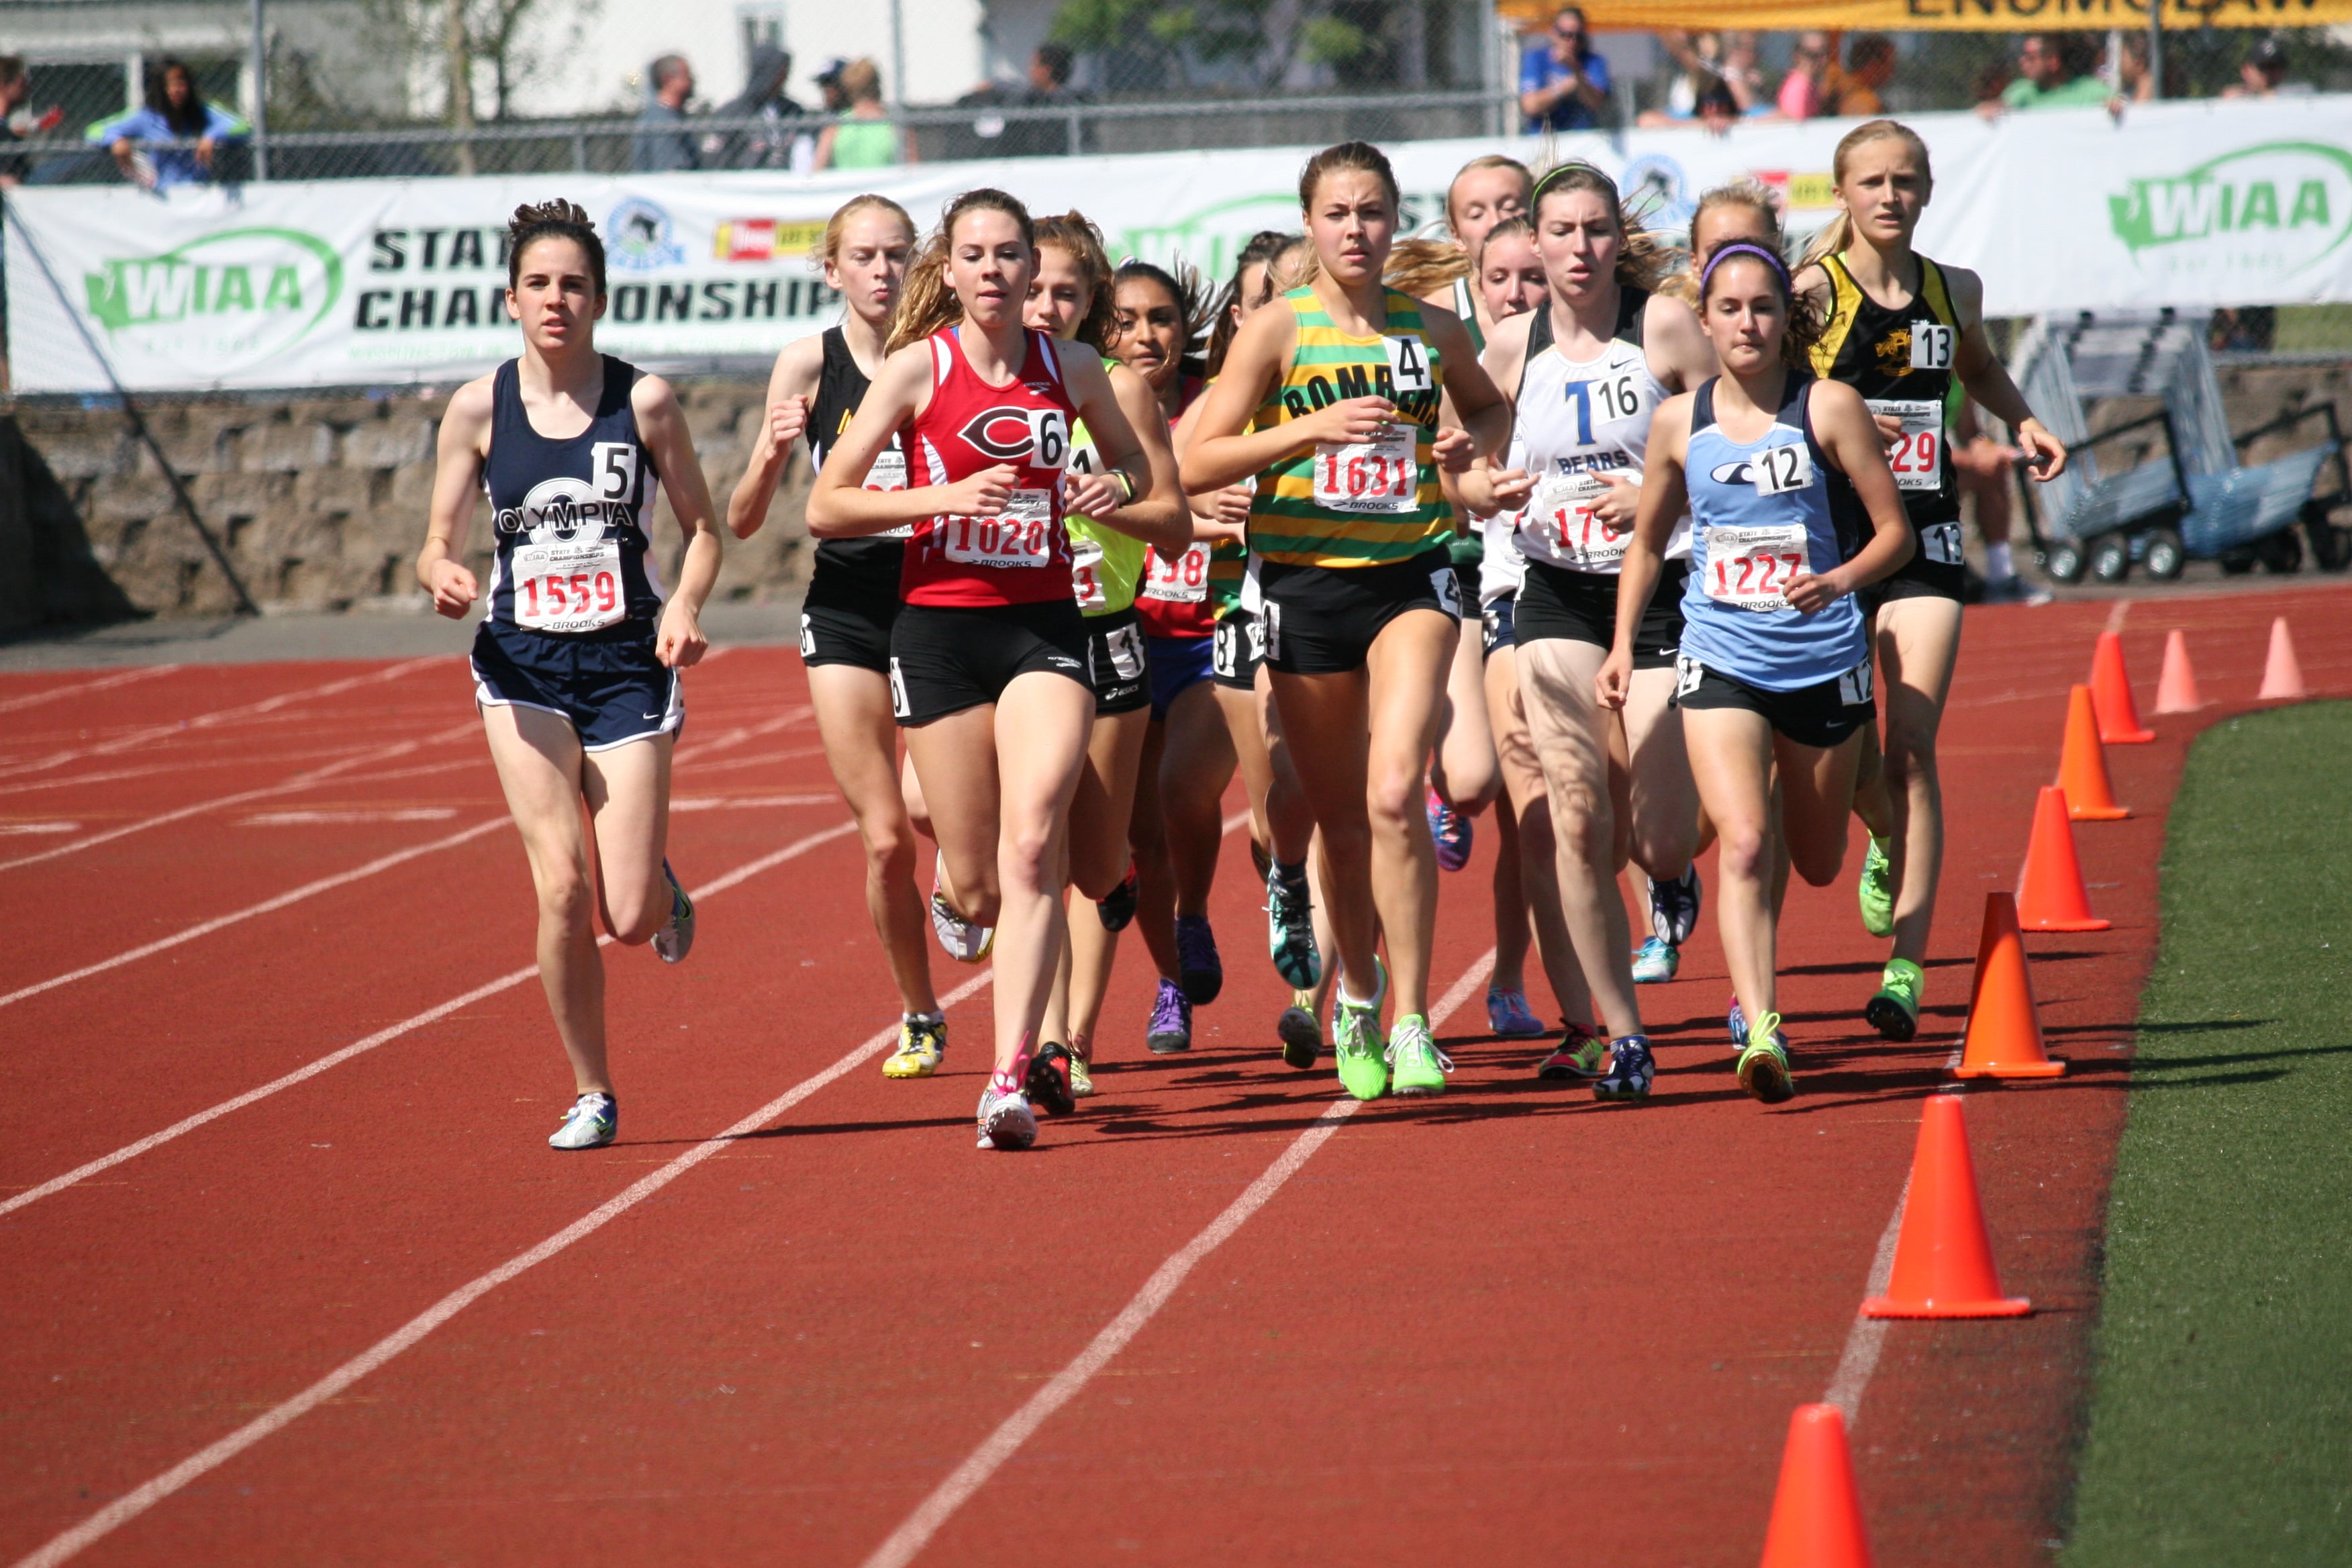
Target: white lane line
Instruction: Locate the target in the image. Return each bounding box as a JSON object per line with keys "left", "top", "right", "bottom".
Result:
{"left": 1820, "top": 1059, "right": 1966, "bottom": 1428}
{"left": 0, "top": 659, "right": 444, "bottom": 781}
{"left": 5, "top": 959, "right": 992, "bottom": 1568}
{"left": 670, "top": 795, "right": 836, "bottom": 813}
{"left": 0, "top": 819, "right": 509, "bottom": 1012}
{"left": 240, "top": 809, "right": 460, "bottom": 826}
{"left": 859, "top": 947, "right": 1498, "bottom": 1568}
{"left": 673, "top": 705, "right": 814, "bottom": 764}
{"left": 0, "top": 822, "right": 80, "bottom": 836}
{"left": 0, "top": 821, "right": 858, "bottom": 1222}
{"left": 2103, "top": 599, "right": 2130, "bottom": 635}
{"left": 0, "top": 720, "right": 479, "bottom": 875}
{"left": 0, "top": 746, "right": 378, "bottom": 796}
{"left": 0, "top": 666, "right": 182, "bottom": 716}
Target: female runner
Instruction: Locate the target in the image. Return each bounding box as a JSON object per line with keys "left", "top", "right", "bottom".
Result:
{"left": 1598, "top": 240, "right": 1914, "bottom": 1102}
{"left": 1022, "top": 216, "right": 1189, "bottom": 1097}
{"left": 418, "top": 201, "right": 720, "bottom": 1150}
{"left": 728, "top": 195, "right": 948, "bottom": 1080}
{"left": 1461, "top": 213, "right": 1591, "bottom": 1048}
{"left": 1184, "top": 140, "right": 1510, "bottom": 1101}
{"left": 1465, "top": 164, "right": 1716, "bottom": 1099}
{"left": 806, "top": 188, "right": 1156, "bottom": 1151}
{"left": 1794, "top": 120, "right": 2066, "bottom": 1040}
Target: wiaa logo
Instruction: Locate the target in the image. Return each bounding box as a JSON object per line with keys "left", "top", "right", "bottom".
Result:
{"left": 959, "top": 406, "right": 1043, "bottom": 462}
{"left": 498, "top": 477, "right": 622, "bottom": 542}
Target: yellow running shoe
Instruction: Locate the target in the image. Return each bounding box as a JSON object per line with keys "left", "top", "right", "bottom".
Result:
{"left": 883, "top": 1014, "right": 946, "bottom": 1079}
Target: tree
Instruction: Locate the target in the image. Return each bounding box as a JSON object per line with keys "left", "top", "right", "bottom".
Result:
{"left": 361, "top": 0, "right": 597, "bottom": 126}
{"left": 1052, "top": 0, "right": 1377, "bottom": 93}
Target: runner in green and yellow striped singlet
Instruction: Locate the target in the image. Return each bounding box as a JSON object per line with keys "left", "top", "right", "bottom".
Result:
{"left": 1181, "top": 140, "right": 1511, "bottom": 1107}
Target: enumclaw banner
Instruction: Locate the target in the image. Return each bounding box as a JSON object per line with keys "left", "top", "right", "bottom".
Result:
{"left": 10, "top": 95, "right": 2352, "bottom": 393}
{"left": 1547, "top": 0, "right": 2352, "bottom": 28}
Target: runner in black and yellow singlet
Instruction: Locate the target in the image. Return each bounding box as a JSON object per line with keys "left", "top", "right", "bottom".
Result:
{"left": 1793, "top": 119, "right": 2069, "bottom": 1046}
{"left": 1183, "top": 141, "right": 1511, "bottom": 1107}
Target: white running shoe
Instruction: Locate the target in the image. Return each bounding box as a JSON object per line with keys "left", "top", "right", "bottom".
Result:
{"left": 549, "top": 1091, "right": 617, "bottom": 1150}
{"left": 975, "top": 1083, "right": 1036, "bottom": 1150}
{"left": 652, "top": 861, "right": 695, "bottom": 964}
{"left": 931, "top": 871, "right": 995, "bottom": 964}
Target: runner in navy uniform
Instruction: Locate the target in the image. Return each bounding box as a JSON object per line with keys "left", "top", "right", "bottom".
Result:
{"left": 418, "top": 200, "right": 723, "bottom": 1151}
{"left": 729, "top": 195, "right": 952, "bottom": 1082}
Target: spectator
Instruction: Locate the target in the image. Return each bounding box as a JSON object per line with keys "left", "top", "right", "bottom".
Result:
{"left": 0, "top": 56, "right": 34, "bottom": 188}
{"left": 92, "top": 58, "right": 246, "bottom": 189}
{"left": 1027, "top": 43, "right": 1081, "bottom": 105}
{"left": 1518, "top": 7, "right": 1611, "bottom": 133}
{"left": 1970, "top": 55, "right": 2015, "bottom": 112}
{"left": 2225, "top": 36, "right": 2308, "bottom": 98}
{"left": 1773, "top": 32, "right": 1830, "bottom": 120}
{"left": 1718, "top": 32, "right": 1765, "bottom": 111}
{"left": 712, "top": 43, "right": 805, "bottom": 168}
{"left": 814, "top": 58, "right": 911, "bottom": 170}
{"left": 1826, "top": 34, "right": 1897, "bottom": 117}
{"left": 814, "top": 58, "right": 851, "bottom": 116}
{"left": 632, "top": 54, "right": 699, "bottom": 171}
{"left": 1990, "top": 33, "right": 2110, "bottom": 114}
{"left": 1695, "top": 76, "right": 1741, "bottom": 136}
{"left": 1639, "top": 31, "right": 1757, "bottom": 126}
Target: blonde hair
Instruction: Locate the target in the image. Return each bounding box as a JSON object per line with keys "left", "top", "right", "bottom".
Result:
{"left": 1383, "top": 237, "right": 1471, "bottom": 299}
{"left": 887, "top": 188, "right": 1035, "bottom": 354}
{"left": 1445, "top": 154, "right": 1533, "bottom": 236}
{"left": 1668, "top": 180, "right": 1785, "bottom": 305}
{"left": 819, "top": 193, "right": 914, "bottom": 269}
{"left": 839, "top": 58, "right": 883, "bottom": 105}
{"left": 1528, "top": 162, "right": 1673, "bottom": 295}
{"left": 1032, "top": 209, "right": 1118, "bottom": 350}
{"left": 1801, "top": 118, "right": 1933, "bottom": 268}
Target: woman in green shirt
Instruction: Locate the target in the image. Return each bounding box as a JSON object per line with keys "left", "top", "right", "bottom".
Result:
{"left": 816, "top": 58, "right": 913, "bottom": 170}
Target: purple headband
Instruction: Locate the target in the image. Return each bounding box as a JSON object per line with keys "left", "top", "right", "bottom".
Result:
{"left": 1700, "top": 241, "right": 1791, "bottom": 297}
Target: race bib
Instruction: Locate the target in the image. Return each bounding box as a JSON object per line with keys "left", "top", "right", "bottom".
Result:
{"left": 1909, "top": 322, "right": 1955, "bottom": 371}
{"left": 1751, "top": 442, "right": 1814, "bottom": 497}
{"left": 942, "top": 488, "right": 1055, "bottom": 569}
{"left": 1142, "top": 540, "right": 1210, "bottom": 603}
{"left": 1101, "top": 620, "right": 1146, "bottom": 680}
{"left": 1837, "top": 655, "right": 1875, "bottom": 707}
{"left": 1384, "top": 334, "right": 1433, "bottom": 395}
{"left": 1536, "top": 471, "right": 1636, "bottom": 571}
{"left": 513, "top": 538, "right": 626, "bottom": 632}
{"left": 1314, "top": 424, "right": 1418, "bottom": 515}
{"left": 1921, "top": 521, "right": 1965, "bottom": 565}
{"left": 1871, "top": 399, "right": 1944, "bottom": 493}
{"left": 1028, "top": 409, "right": 1071, "bottom": 471}
{"left": 867, "top": 446, "right": 913, "bottom": 540}
{"left": 1702, "top": 523, "right": 1810, "bottom": 611}
{"left": 1070, "top": 533, "right": 1108, "bottom": 610}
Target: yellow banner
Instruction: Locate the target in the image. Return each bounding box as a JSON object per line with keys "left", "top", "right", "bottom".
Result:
{"left": 1505, "top": 0, "right": 2352, "bottom": 30}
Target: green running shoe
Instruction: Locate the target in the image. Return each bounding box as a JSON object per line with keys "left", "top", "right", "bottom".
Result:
{"left": 1857, "top": 835, "right": 1895, "bottom": 938}
{"left": 1386, "top": 1014, "right": 1453, "bottom": 1097}
{"left": 1865, "top": 957, "right": 1922, "bottom": 1042}
{"left": 1332, "top": 960, "right": 1389, "bottom": 1101}
{"left": 1736, "top": 1011, "right": 1795, "bottom": 1104}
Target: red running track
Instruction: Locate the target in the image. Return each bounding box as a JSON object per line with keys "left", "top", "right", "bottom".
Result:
{"left": 1, "top": 586, "right": 2345, "bottom": 1567}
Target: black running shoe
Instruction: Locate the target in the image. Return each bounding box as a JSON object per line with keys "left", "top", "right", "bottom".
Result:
{"left": 1026, "top": 1044, "right": 1077, "bottom": 1117}
{"left": 1649, "top": 865, "right": 1702, "bottom": 946}
{"left": 1175, "top": 913, "right": 1224, "bottom": 1005}
{"left": 1096, "top": 857, "right": 1140, "bottom": 932}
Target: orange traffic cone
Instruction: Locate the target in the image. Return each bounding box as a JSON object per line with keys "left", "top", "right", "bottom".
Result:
{"left": 2089, "top": 630, "right": 2154, "bottom": 743}
{"left": 1862, "top": 1095, "right": 2032, "bottom": 1319}
{"left": 2056, "top": 685, "right": 2128, "bottom": 821}
{"left": 2016, "top": 785, "right": 2110, "bottom": 932}
{"left": 1954, "top": 893, "right": 2065, "bottom": 1079}
{"left": 1759, "top": 1404, "right": 1875, "bottom": 1568}
{"left": 2257, "top": 616, "right": 2306, "bottom": 701}
{"left": 2153, "top": 630, "right": 2205, "bottom": 715}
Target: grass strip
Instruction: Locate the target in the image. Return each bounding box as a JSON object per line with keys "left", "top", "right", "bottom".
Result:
{"left": 2061, "top": 701, "right": 2352, "bottom": 1566}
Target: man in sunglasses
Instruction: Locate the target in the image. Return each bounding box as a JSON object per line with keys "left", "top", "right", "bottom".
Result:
{"left": 1520, "top": 6, "right": 1612, "bottom": 133}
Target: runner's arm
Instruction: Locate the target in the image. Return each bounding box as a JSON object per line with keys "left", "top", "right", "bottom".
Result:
{"left": 805, "top": 345, "right": 1015, "bottom": 536}
{"left": 1597, "top": 395, "right": 1692, "bottom": 710}
{"left": 1945, "top": 265, "right": 2068, "bottom": 481}
{"left": 1069, "top": 355, "right": 1190, "bottom": 551}
{"left": 633, "top": 374, "right": 723, "bottom": 669}
{"left": 1458, "top": 313, "right": 1536, "bottom": 519}
{"left": 1420, "top": 298, "right": 1512, "bottom": 462}
{"left": 1790, "top": 379, "right": 1916, "bottom": 614}
{"left": 1181, "top": 304, "right": 1392, "bottom": 491}
{"left": 415, "top": 376, "right": 495, "bottom": 618}
{"left": 728, "top": 334, "right": 823, "bottom": 539}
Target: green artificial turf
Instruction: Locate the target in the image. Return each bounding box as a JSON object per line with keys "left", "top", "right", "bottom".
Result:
{"left": 2061, "top": 701, "right": 2352, "bottom": 1567}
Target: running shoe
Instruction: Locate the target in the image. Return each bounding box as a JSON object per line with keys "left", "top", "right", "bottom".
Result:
{"left": 1067, "top": 1046, "right": 1095, "bottom": 1099}
{"left": 549, "top": 1091, "right": 617, "bottom": 1150}
{"left": 1277, "top": 989, "right": 1323, "bottom": 1069}
{"left": 1427, "top": 787, "right": 1473, "bottom": 872}
{"left": 930, "top": 874, "right": 994, "bottom": 965}
{"left": 1175, "top": 913, "right": 1224, "bottom": 1005}
{"left": 652, "top": 861, "right": 695, "bottom": 964}
{"left": 1265, "top": 859, "right": 1320, "bottom": 989}
{"left": 1857, "top": 835, "right": 1895, "bottom": 938}
{"left": 1865, "top": 957, "right": 1924, "bottom": 1042}
{"left": 1631, "top": 936, "right": 1681, "bottom": 985}
{"left": 1593, "top": 1034, "right": 1655, "bottom": 1101}
{"left": 1248, "top": 835, "right": 1273, "bottom": 885}
{"left": 1978, "top": 573, "right": 2054, "bottom": 607}
{"left": 1387, "top": 1014, "right": 1454, "bottom": 1097}
{"left": 1332, "top": 960, "right": 1390, "bottom": 1101}
{"left": 1648, "top": 864, "right": 1702, "bottom": 946}
{"left": 1726, "top": 997, "right": 1747, "bottom": 1051}
{"left": 1096, "top": 857, "right": 1140, "bottom": 932}
{"left": 882, "top": 1014, "right": 946, "bottom": 1079}
{"left": 1487, "top": 986, "right": 1547, "bottom": 1038}
{"left": 975, "top": 1083, "right": 1037, "bottom": 1150}
{"left": 1536, "top": 1020, "right": 1609, "bottom": 1080}
{"left": 1736, "top": 1012, "right": 1796, "bottom": 1104}
{"left": 1026, "top": 1044, "right": 1077, "bottom": 1118}
{"left": 1146, "top": 978, "right": 1193, "bottom": 1055}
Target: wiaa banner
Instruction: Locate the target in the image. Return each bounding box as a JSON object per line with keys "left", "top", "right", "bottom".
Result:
{"left": 1521, "top": 0, "right": 2352, "bottom": 28}
{"left": 9, "top": 94, "right": 2352, "bottom": 394}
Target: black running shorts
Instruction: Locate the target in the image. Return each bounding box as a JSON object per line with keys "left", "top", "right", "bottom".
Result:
{"left": 889, "top": 599, "right": 1090, "bottom": 726}
{"left": 1255, "top": 546, "right": 1461, "bottom": 676}
{"left": 1670, "top": 652, "right": 1875, "bottom": 750}
{"left": 1514, "top": 558, "right": 1686, "bottom": 672}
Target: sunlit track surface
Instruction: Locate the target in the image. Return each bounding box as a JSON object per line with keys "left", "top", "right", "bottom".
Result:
{"left": 2, "top": 585, "right": 2347, "bottom": 1568}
